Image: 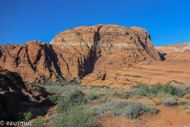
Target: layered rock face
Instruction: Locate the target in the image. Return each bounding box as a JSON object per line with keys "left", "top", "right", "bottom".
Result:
{"left": 0, "top": 41, "right": 72, "bottom": 83}
{"left": 50, "top": 24, "right": 161, "bottom": 85}
{"left": 0, "top": 24, "right": 160, "bottom": 83}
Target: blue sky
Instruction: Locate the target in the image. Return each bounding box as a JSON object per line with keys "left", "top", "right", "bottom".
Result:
{"left": 0, "top": 0, "right": 190, "bottom": 46}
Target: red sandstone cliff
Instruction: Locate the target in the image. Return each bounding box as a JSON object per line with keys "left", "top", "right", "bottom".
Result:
{"left": 0, "top": 24, "right": 161, "bottom": 83}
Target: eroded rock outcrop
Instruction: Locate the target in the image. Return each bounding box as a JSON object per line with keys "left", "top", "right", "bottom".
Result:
{"left": 50, "top": 24, "right": 161, "bottom": 85}
{"left": 0, "top": 67, "right": 53, "bottom": 121}
{"left": 0, "top": 41, "right": 69, "bottom": 83}
{"left": 0, "top": 24, "right": 161, "bottom": 84}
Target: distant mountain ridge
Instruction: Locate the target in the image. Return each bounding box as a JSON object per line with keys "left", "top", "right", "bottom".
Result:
{"left": 155, "top": 42, "right": 190, "bottom": 60}
{"left": 155, "top": 42, "right": 190, "bottom": 53}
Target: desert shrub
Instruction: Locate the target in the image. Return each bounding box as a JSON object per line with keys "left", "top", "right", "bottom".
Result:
{"left": 163, "top": 97, "right": 177, "bottom": 106}
{"left": 149, "top": 83, "right": 185, "bottom": 97}
{"left": 59, "top": 81, "right": 81, "bottom": 86}
{"left": 99, "top": 96, "right": 108, "bottom": 103}
{"left": 171, "top": 80, "right": 179, "bottom": 83}
{"left": 51, "top": 106, "right": 97, "bottom": 127}
{"left": 170, "top": 80, "right": 184, "bottom": 84}
{"left": 28, "top": 117, "right": 44, "bottom": 127}
{"left": 131, "top": 83, "right": 185, "bottom": 97}
{"left": 112, "top": 91, "right": 131, "bottom": 99}
{"left": 96, "top": 100, "right": 132, "bottom": 114}
{"left": 177, "top": 100, "right": 188, "bottom": 105}
{"left": 124, "top": 101, "right": 158, "bottom": 119}
{"left": 134, "top": 95, "right": 143, "bottom": 99}
{"left": 89, "top": 85, "right": 109, "bottom": 89}
{"left": 47, "top": 110, "right": 53, "bottom": 116}
{"left": 123, "top": 74, "right": 131, "bottom": 76}
{"left": 130, "top": 84, "right": 150, "bottom": 98}
{"left": 141, "top": 84, "right": 150, "bottom": 92}
{"left": 146, "top": 93, "right": 155, "bottom": 99}
{"left": 184, "top": 94, "right": 190, "bottom": 99}
{"left": 70, "top": 106, "right": 97, "bottom": 127}
{"left": 110, "top": 101, "right": 134, "bottom": 116}
{"left": 111, "top": 109, "right": 125, "bottom": 116}
{"left": 131, "top": 83, "right": 147, "bottom": 89}
{"left": 137, "top": 90, "right": 146, "bottom": 97}
{"left": 132, "top": 75, "right": 142, "bottom": 78}
{"left": 56, "top": 89, "right": 87, "bottom": 112}
{"left": 48, "top": 94, "right": 58, "bottom": 103}
{"left": 182, "top": 105, "right": 189, "bottom": 109}
{"left": 110, "top": 82, "right": 114, "bottom": 85}
{"left": 88, "top": 93, "right": 98, "bottom": 100}
{"left": 64, "top": 89, "right": 87, "bottom": 106}
{"left": 155, "top": 100, "right": 162, "bottom": 105}
{"left": 56, "top": 97, "right": 65, "bottom": 112}
{"left": 161, "top": 84, "right": 185, "bottom": 97}
{"left": 99, "top": 102, "right": 113, "bottom": 114}
{"left": 89, "top": 106, "right": 100, "bottom": 113}
{"left": 157, "top": 92, "right": 167, "bottom": 98}
{"left": 149, "top": 83, "right": 162, "bottom": 95}
{"left": 23, "top": 111, "right": 33, "bottom": 121}
{"left": 90, "top": 100, "right": 158, "bottom": 119}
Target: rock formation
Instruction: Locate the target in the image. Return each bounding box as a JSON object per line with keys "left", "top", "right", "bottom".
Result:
{"left": 0, "top": 24, "right": 161, "bottom": 83}
{"left": 155, "top": 42, "right": 190, "bottom": 60}
{"left": 0, "top": 67, "right": 53, "bottom": 121}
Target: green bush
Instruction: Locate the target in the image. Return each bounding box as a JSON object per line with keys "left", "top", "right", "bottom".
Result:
{"left": 184, "top": 94, "right": 190, "bottom": 99}
{"left": 161, "top": 84, "right": 185, "bottom": 97}
{"left": 23, "top": 111, "right": 33, "bottom": 121}
{"left": 48, "top": 94, "right": 58, "bottom": 103}
{"left": 145, "top": 93, "right": 155, "bottom": 99}
{"left": 123, "top": 74, "right": 131, "bottom": 76}
{"left": 56, "top": 97, "right": 65, "bottom": 112}
{"left": 89, "top": 85, "right": 109, "bottom": 89}
{"left": 157, "top": 92, "right": 167, "bottom": 98}
{"left": 163, "top": 97, "right": 177, "bottom": 106}
{"left": 47, "top": 110, "right": 53, "bottom": 116}
{"left": 112, "top": 91, "right": 131, "bottom": 99}
{"left": 99, "top": 96, "right": 111, "bottom": 103}
{"left": 134, "top": 83, "right": 186, "bottom": 97}
{"left": 124, "top": 101, "right": 158, "bottom": 119}
{"left": 149, "top": 83, "right": 162, "bottom": 95}
{"left": 177, "top": 100, "right": 188, "bottom": 105}
{"left": 141, "top": 84, "right": 150, "bottom": 92}
{"left": 51, "top": 106, "right": 97, "bottom": 127}
{"left": 88, "top": 93, "right": 98, "bottom": 100}
{"left": 132, "top": 75, "right": 142, "bottom": 78}
{"left": 56, "top": 89, "right": 87, "bottom": 112}
{"left": 90, "top": 100, "right": 158, "bottom": 119}
{"left": 28, "top": 117, "right": 44, "bottom": 127}
{"left": 131, "top": 84, "right": 147, "bottom": 89}
{"left": 137, "top": 90, "right": 146, "bottom": 97}
{"left": 155, "top": 100, "right": 162, "bottom": 105}
{"left": 182, "top": 105, "right": 189, "bottom": 109}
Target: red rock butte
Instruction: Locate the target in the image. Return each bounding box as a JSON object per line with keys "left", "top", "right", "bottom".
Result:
{"left": 0, "top": 24, "right": 161, "bottom": 83}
